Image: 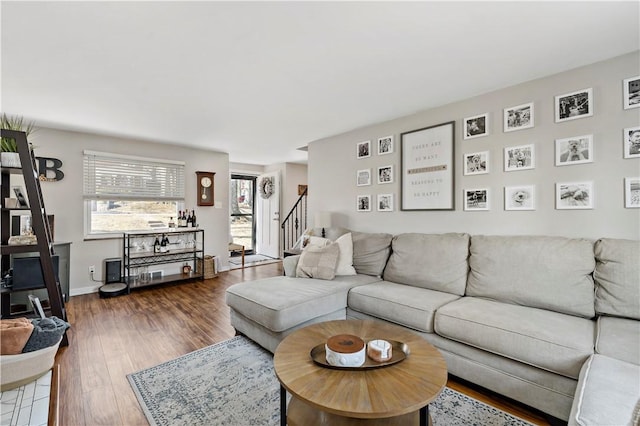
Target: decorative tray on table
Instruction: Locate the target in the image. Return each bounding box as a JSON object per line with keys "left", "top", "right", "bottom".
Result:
{"left": 310, "top": 340, "right": 410, "bottom": 370}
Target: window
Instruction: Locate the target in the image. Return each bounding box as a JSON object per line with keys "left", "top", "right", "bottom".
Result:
{"left": 83, "top": 151, "right": 185, "bottom": 236}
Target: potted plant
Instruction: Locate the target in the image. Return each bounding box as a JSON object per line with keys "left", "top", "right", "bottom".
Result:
{"left": 1, "top": 114, "right": 35, "bottom": 167}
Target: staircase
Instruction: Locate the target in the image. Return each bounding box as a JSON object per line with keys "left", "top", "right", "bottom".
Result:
{"left": 281, "top": 186, "right": 307, "bottom": 254}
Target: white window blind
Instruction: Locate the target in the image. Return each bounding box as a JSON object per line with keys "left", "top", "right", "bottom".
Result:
{"left": 83, "top": 151, "right": 185, "bottom": 200}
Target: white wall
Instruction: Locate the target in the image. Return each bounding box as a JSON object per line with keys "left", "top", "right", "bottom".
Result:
{"left": 30, "top": 128, "right": 230, "bottom": 296}
{"left": 282, "top": 163, "right": 308, "bottom": 220}
{"left": 230, "top": 162, "right": 265, "bottom": 176}
{"left": 308, "top": 51, "right": 640, "bottom": 240}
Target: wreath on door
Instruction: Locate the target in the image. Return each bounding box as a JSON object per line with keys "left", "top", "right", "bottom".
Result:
{"left": 259, "top": 177, "right": 274, "bottom": 199}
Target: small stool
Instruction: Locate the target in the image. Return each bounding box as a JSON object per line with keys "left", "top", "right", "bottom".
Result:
{"left": 228, "top": 243, "right": 245, "bottom": 269}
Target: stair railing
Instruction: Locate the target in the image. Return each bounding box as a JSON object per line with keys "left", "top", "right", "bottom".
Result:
{"left": 281, "top": 187, "right": 307, "bottom": 254}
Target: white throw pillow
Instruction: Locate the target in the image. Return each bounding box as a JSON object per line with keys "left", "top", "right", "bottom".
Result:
{"left": 306, "top": 236, "right": 331, "bottom": 248}
{"left": 334, "top": 233, "right": 357, "bottom": 276}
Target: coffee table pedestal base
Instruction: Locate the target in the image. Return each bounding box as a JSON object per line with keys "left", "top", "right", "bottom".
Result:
{"left": 286, "top": 396, "right": 432, "bottom": 426}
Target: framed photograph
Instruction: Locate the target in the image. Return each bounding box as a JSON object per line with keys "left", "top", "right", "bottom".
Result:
{"left": 555, "top": 135, "right": 593, "bottom": 166}
{"left": 623, "top": 76, "right": 640, "bottom": 109}
{"left": 625, "top": 177, "right": 640, "bottom": 208}
{"left": 377, "top": 194, "right": 394, "bottom": 212}
{"left": 556, "top": 181, "right": 593, "bottom": 210}
{"left": 377, "top": 165, "right": 393, "bottom": 184}
{"left": 463, "top": 113, "right": 489, "bottom": 139}
{"left": 464, "top": 189, "right": 489, "bottom": 211}
{"left": 377, "top": 135, "right": 394, "bottom": 155}
{"left": 505, "top": 185, "right": 535, "bottom": 211}
{"left": 503, "top": 102, "right": 534, "bottom": 132}
{"left": 356, "top": 169, "right": 371, "bottom": 186}
{"left": 12, "top": 186, "right": 28, "bottom": 207}
{"left": 28, "top": 295, "right": 46, "bottom": 319}
{"left": 463, "top": 151, "right": 489, "bottom": 175}
{"left": 624, "top": 126, "right": 640, "bottom": 158}
{"left": 356, "top": 140, "right": 371, "bottom": 159}
{"left": 400, "top": 121, "right": 455, "bottom": 210}
{"left": 504, "top": 144, "right": 535, "bottom": 171}
{"left": 555, "top": 88, "right": 593, "bottom": 122}
{"left": 356, "top": 195, "right": 371, "bottom": 212}
{"left": 11, "top": 215, "right": 33, "bottom": 236}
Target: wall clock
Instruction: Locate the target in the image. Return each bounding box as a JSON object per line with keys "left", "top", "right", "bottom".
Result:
{"left": 196, "top": 171, "right": 215, "bottom": 206}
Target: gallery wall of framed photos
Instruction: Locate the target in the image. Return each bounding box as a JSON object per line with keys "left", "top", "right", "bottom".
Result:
{"left": 307, "top": 51, "right": 639, "bottom": 240}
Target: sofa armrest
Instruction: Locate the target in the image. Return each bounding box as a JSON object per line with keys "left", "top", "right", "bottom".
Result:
{"left": 283, "top": 255, "right": 300, "bottom": 276}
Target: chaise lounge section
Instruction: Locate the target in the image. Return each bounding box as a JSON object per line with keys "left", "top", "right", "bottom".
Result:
{"left": 225, "top": 230, "right": 640, "bottom": 423}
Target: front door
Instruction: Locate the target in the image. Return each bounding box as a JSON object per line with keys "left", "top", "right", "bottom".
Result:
{"left": 230, "top": 174, "right": 256, "bottom": 254}
{"left": 256, "top": 172, "right": 280, "bottom": 258}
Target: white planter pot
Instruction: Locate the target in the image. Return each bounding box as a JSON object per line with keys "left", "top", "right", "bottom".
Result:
{"left": 1, "top": 152, "right": 21, "bottom": 168}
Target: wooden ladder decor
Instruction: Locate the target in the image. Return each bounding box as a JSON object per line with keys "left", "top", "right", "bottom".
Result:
{"left": 1, "top": 129, "right": 68, "bottom": 346}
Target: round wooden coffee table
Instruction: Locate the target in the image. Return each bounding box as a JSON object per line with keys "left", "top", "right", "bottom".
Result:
{"left": 273, "top": 319, "right": 447, "bottom": 425}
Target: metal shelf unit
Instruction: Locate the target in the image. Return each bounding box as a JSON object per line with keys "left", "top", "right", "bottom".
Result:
{"left": 123, "top": 229, "right": 204, "bottom": 291}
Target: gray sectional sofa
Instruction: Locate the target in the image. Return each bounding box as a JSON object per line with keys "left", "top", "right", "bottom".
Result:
{"left": 225, "top": 230, "right": 640, "bottom": 424}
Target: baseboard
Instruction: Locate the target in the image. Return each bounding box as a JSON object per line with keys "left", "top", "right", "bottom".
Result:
{"left": 70, "top": 285, "right": 101, "bottom": 296}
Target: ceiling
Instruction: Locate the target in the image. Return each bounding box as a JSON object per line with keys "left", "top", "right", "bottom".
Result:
{"left": 1, "top": 1, "right": 638, "bottom": 165}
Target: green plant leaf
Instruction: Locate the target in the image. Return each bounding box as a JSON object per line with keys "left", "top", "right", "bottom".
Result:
{"left": 1, "top": 113, "right": 36, "bottom": 152}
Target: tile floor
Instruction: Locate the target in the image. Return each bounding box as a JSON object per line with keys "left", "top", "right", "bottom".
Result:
{"left": 0, "top": 371, "right": 50, "bottom": 426}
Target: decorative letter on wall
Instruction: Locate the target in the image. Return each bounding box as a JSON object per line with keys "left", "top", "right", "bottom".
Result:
{"left": 36, "top": 157, "right": 64, "bottom": 181}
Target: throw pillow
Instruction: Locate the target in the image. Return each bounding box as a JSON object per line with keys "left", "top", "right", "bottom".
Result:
{"left": 334, "top": 233, "right": 356, "bottom": 276}
{"left": 0, "top": 318, "right": 34, "bottom": 355}
{"left": 296, "top": 243, "right": 340, "bottom": 280}
{"left": 306, "top": 236, "right": 331, "bottom": 249}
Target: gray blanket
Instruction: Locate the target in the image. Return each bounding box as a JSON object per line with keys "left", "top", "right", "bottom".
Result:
{"left": 22, "top": 316, "right": 69, "bottom": 353}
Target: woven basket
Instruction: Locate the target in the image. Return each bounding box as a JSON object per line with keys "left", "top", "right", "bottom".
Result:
{"left": 198, "top": 255, "right": 217, "bottom": 279}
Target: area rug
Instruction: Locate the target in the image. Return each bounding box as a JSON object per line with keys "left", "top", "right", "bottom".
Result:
{"left": 128, "top": 336, "right": 535, "bottom": 426}
{"left": 229, "top": 254, "right": 278, "bottom": 266}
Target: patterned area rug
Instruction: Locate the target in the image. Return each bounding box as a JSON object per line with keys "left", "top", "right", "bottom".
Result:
{"left": 128, "top": 336, "right": 535, "bottom": 426}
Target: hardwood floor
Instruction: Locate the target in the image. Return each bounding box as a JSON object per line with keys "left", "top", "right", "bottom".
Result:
{"left": 55, "top": 262, "right": 551, "bottom": 425}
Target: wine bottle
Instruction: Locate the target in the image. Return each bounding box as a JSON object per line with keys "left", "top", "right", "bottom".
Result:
{"left": 191, "top": 210, "right": 196, "bottom": 227}
{"left": 186, "top": 211, "right": 192, "bottom": 228}
{"left": 177, "top": 211, "right": 182, "bottom": 227}
{"left": 181, "top": 210, "right": 187, "bottom": 227}
{"left": 160, "top": 234, "right": 168, "bottom": 253}
{"left": 169, "top": 216, "right": 176, "bottom": 228}
{"left": 153, "top": 236, "right": 161, "bottom": 253}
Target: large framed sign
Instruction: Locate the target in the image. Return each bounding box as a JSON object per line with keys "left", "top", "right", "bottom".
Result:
{"left": 401, "top": 121, "right": 455, "bottom": 210}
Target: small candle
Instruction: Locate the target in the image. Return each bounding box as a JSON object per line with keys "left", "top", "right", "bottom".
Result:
{"left": 367, "top": 339, "right": 392, "bottom": 362}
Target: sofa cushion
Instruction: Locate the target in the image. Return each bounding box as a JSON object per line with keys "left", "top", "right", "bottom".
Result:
{"left": 594, "top": 238, "right": 640, "bottom": 320}
{"left": 383, "top": 233, "right": 469, "bottom": 295}
{"left": 296, "top": 243, "right": 340, "bottom": 280}
{"left": 467, "top": 235, "right": 595, "bottom": 318}
{"left": 568, "top": 354, "right": 640, "bottom": 426}
{"left": 226, "top": 275, "right": 381, "bottom": 332}
{"left": 596, "top": 316, "right": 640, "bottom": 365}
{"left": 348, "top": 281, "right": 460, "bottom": 333}
{"left": 435, "top": 297, "right": 595, "bottom": 379}
{"left": 351, "top": 231, "right": 393, "bottom": 277}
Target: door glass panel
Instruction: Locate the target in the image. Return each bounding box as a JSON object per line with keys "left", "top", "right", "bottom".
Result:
{"left": 230, "top": 175, "right": 256, "bottom": 252}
